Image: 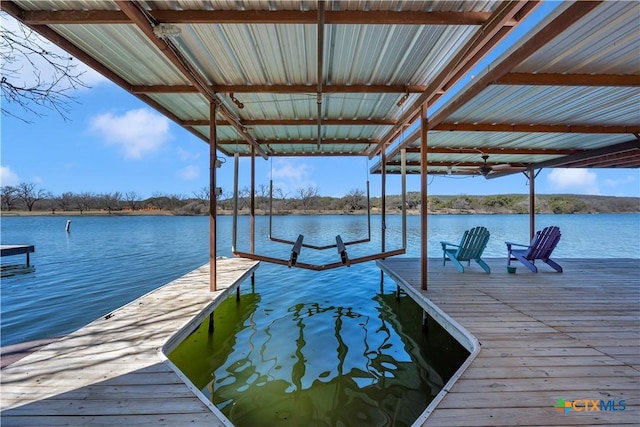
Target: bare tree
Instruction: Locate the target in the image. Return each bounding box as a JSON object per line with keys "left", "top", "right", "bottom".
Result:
{"left": 297, "top": 186, "right": 319, "bottom": 210}
{"left": 168, "top": 193, "right": 185, "bottom": 210}
{"left": 273, "top": 187, "right": 289, "bottom": 213}
{"left": 56, "top": 191, "right": 75, "bottom": 211}
{"left": 238, "top": 186, "right": 251, "bottom": 210}
{"left": 216, "top": 189, "right": 232, "bottom": 210}
{"left": 193, "top": 186, "right": 210, "bottom": 206}
{"left": 1, "top": 12, "right": 88, "bottom": 122}
{"left": 346, "top": 188, "right": 365, "bottom": 211}
{"left": 16, "top": 182, "right": 47, "bottom": 211}
{"left": 124, "top": 191, "right": 139, "bottom": 211}
{"left": 75, "top": 192, "right": 94, "bottom": 214}
{"left": 1, "top": 185, "right": 19, "bottom": 211}
{"left": 256, "top": 183, "right": 270, "bottom": 210}
{"left": 44, "top": 191, "right": 57, "bottom": 213}
{"left": 149, "top": 192, "right": 168, "bottom": 211}
{"left": 100, "top": 192, "right": 122, "bottom": 214}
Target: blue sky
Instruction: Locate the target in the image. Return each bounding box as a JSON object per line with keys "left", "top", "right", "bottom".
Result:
{"left": 1, "top": 12, "right": 639, "bottom": 201}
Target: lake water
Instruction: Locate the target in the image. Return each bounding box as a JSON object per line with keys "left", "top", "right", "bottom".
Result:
{"left": 3, "top": 213, "right": 637, "bottom": 347}
{"left": 1, "top": 213, "right": 638, "bottom": 425}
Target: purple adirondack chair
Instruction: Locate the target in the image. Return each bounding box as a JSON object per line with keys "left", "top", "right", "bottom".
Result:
{"left": 506, "top": 226, "right": 563, "bottom": 273}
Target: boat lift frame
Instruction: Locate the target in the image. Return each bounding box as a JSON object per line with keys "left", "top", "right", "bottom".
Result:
{"left": 231, "top": 149, "right": 408, "bottom": 271}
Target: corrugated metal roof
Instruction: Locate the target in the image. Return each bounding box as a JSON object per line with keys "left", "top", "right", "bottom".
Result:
{"left": 6, "top": 0, "right": 639, "bottom": 175}
{"left": 15, "top": 1, "right": 117, "bottom": 11}
{"left": 448, "top": 86, "right": 640, "bottom": 127}
{"left": 377, "top": 0, "right": 640, "bottom": 175}
{"left": 515, "top": 2, "right": 640, "bottom": 74}
{"left": 55, "top": 24, "right": 192, "bottom": 85}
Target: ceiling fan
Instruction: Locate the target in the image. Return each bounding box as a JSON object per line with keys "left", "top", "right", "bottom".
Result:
{"left": 459, "top": 154, "right": 527, "bottom": 178}
{"left": 478, "top": 155, "right": 493, "bottom": 176}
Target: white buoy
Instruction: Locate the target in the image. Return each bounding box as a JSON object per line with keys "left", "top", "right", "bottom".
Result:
{"left": 65, "top": 220, "right": 71, "bottom": 232}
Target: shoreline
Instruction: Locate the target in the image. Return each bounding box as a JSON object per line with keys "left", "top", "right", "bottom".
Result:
{"left": 2, "top": 209, "right": 638, "bottom": 217}
{"left": 2, "top": 195, "right": 638, "bottom": 217}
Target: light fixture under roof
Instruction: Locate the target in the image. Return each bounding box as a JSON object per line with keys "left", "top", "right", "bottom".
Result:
{"left": 153, "top": 24, "right": 181, "bottom": 39}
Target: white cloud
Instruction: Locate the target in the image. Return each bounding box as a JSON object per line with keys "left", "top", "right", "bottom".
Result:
{"left": 89, "top": 108, "right": 172, "bottom": 159}
{"left": 270, "top": 159, "right": 315, "bottom": 193}
{"left": 177, "top": 147, "right": 199, "bottom": 161}
{"left": 178, "top": 165, "right": 200, "bottom": 180}
{"left": 604, "top": 175, "right": 636, "bottom": 188}
{"left": 1, "top": 14, "right": 108, "bottom": 91}
{"left": 1, "top": 165, "right": 20, "bottom": 186}
{"left": 547, "top": 168, "right": 599, "bottom": 194}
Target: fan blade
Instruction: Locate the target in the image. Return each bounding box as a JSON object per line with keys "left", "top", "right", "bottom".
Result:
{"left": 492, "top": 164, "right": 527, "bottom": 172}
{"left": 491, "top": 163, "right": 513, "bottom": 170}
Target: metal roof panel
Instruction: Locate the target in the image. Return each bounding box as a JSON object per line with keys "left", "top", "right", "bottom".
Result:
{"left": 53, "top": 24, "right": 191, "bottom": 85}
{"left": 515, "top": 1, "right": 640, "bottom": 74}
{"left": 447, "top": 86, "right": 640, "bottom": 127}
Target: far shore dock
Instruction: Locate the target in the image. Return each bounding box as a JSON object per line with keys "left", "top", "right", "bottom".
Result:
{"left": 0, "top": 245, "right": 35, "bottom": 266}
{"left": 1, "top": 257, "right": 638, "bottom": 426}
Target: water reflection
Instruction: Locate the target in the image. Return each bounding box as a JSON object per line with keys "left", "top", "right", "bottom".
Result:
{"left": 171, "top": 288, "right": 468, "bottom": 427}
{"left": 0, "top": 264, "right": 36, "bottom": 278}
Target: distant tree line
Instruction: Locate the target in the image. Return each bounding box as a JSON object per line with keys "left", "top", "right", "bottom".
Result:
{"left": 1, "top": 183, "right": 638, "bottom": 215}
{"left": 0, "top": 183, "right": 369, "bottom": 215}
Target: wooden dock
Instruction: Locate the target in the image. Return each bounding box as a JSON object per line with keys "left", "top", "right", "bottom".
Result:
{"left": 0, "top": 245, "right": 35, "bottom": 266}
{"left": 0, "top": 257, "right": 259, "bottom": 427}
{"left": 377, "top": 257, "right": 640, "bottom": 426}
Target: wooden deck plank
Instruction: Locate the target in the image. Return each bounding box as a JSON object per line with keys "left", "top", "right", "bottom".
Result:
{"left": 424, "top": 407, "right": 639, "bottom": 426}
{"left": 0, "top": 414, "right": 228, "bottom": 427}
{"left": 436, "top": 390, "right": 638, "bottom": 409}
{"left": 377, "top": 258, "right": 640, "bottom": 427}
{"left": 470, "top": 355, "right": 629, "bottom": 368}
{"left": 1, "top": 258, "right": 259, "bottom": 426}
{"left": 461, "top": 365, "right": 640, "bottom": 379}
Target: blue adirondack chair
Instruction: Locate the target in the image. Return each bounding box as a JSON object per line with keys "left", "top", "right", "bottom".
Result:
{"left": 506, "top": 226, "right": 563, "bottom": 273}
{"left": 441, "top": 226, "right": 491, "bottom": 273}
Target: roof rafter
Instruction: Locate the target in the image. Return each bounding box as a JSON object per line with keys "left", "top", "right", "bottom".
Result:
{"left": 482, "top": 140, "right": 640, "bottom": 179}
{"left": 131, "top": 84, "right": 428, "bottom": 94}
{"left": 369, "top": 146, "right": 583, "bottom": 173}
{"left": 181, "top": 118, "right": 395, "bottom": 126}
{"left": 19, "top": 9, "right": 502, "bottom": 26}
{"left": 383, "top": 160, "right": 529, "bottom": 168}
{"left": 433, "top": 123, "right": 640, "bottom": 133}
{"left": 404, "top": 147, "right": 584, "bottom": 155}
{"left": 262, "top": 139, "right": 378, "bottom": 145}
{"left": 564, "top": 152, "right": 640, "bottom": 168}
{"left": 219, "top": 139, "right": 379, "bottom": 145}
{"left": 532, "top": 139, "right": 640, "bottom": 169}
{"left": 225, "top": 151, "right": 367, "bottom": 157}
{"left": 495, "top": 73, "right": 640, "bottom": 86}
